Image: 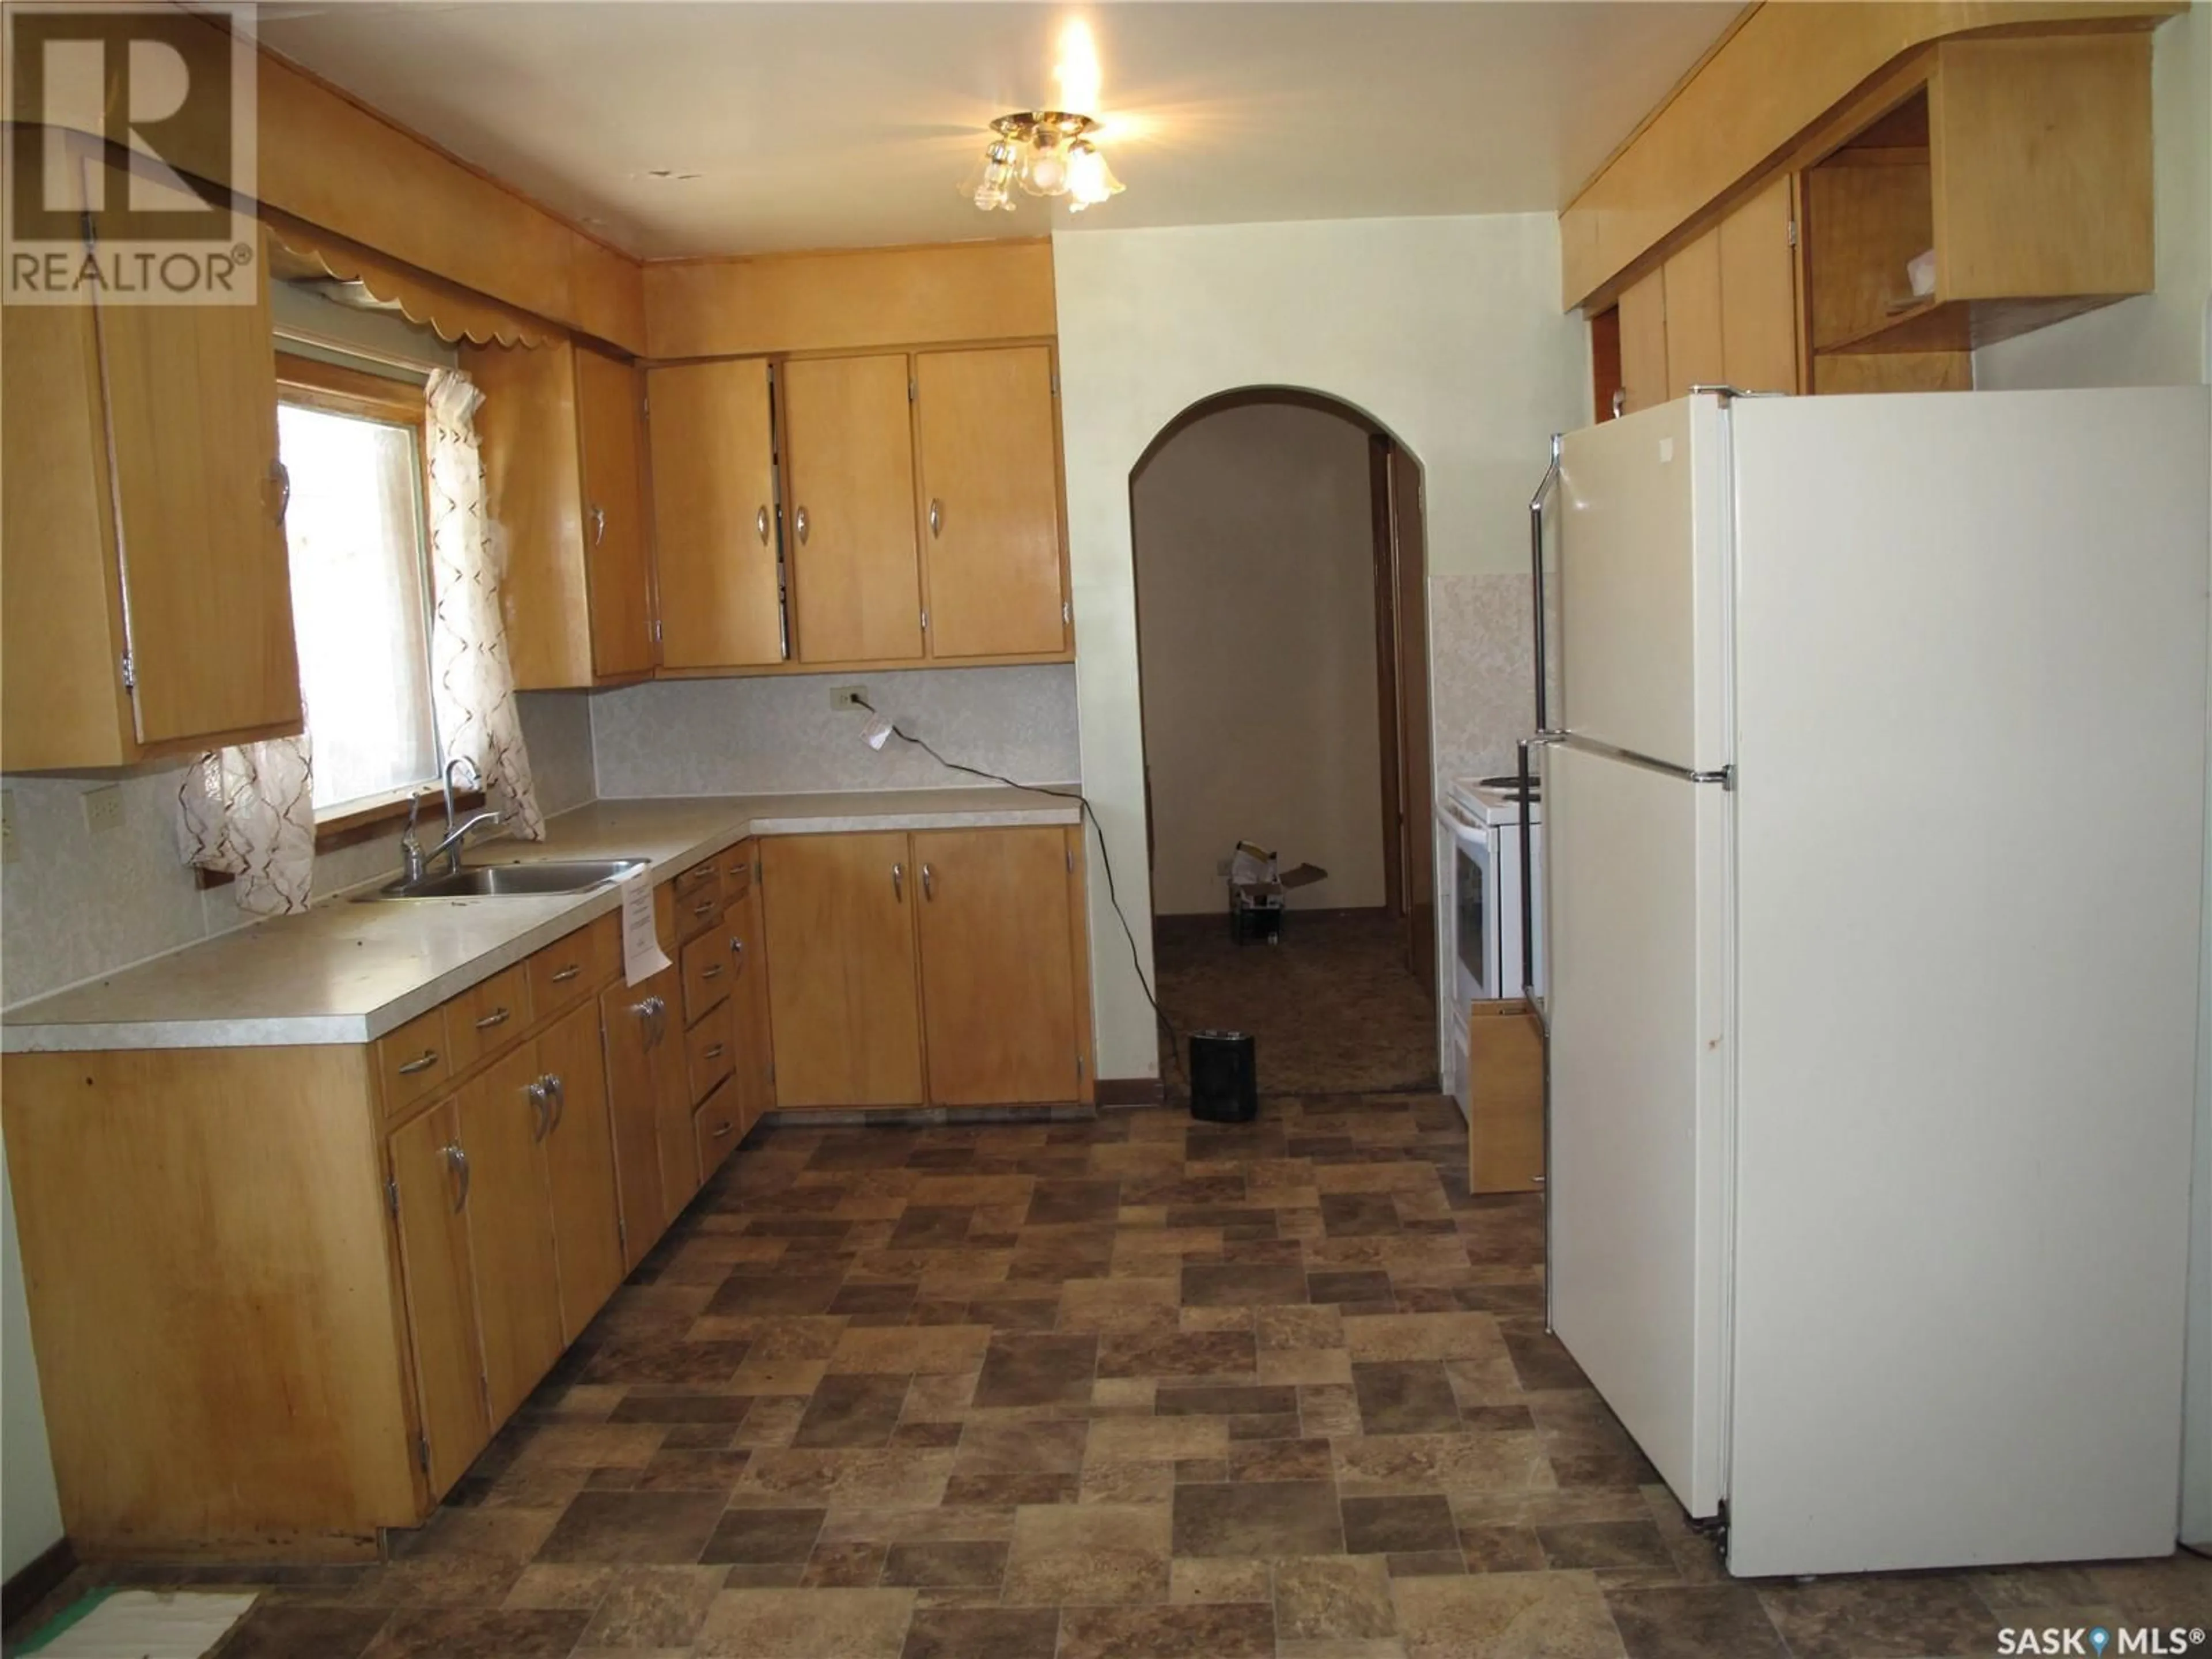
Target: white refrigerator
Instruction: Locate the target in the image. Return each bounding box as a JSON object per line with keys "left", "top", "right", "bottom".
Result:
{"left": 1534, "top": 387, "right": 2211, "bottom": 1578}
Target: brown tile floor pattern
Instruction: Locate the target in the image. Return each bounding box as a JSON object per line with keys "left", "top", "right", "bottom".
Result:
{"left": 1154, "top": 912, "right": 1439, "bottom": 1097}
{"left": 17, "top": 1097, "right": 2210, "bottom": 1658}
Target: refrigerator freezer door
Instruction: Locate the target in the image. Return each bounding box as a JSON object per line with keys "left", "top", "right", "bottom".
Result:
{"left": 1556, "top": 397, "right": 1731, "bottom": 772}
{"left": 1725, "top": 387, "right": 2210, "bottom": 1576}
{"left": 1546, "top": 740, "right": 1731, "bottom": 1519}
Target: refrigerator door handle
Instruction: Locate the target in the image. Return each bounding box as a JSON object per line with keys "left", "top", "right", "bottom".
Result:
{"left": 1552, "top": 730, "right": 1733, "bottom": 790}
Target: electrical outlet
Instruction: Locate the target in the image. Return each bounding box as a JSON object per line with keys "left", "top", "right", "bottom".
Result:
{"left": 82, "top": 783, "right": 123, "bottom": 835}
{"left": 1, "top": 790, "right": 16, "bottom": 865}
{"left": 831, "top": 685, "right": 869, "bottom": 711}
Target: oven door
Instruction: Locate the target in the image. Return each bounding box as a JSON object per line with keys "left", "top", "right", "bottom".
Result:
{"left": 1450, "top": 817, "right": 1498, "bottom": 1009}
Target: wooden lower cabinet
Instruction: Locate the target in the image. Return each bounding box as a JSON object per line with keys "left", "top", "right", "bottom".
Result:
{"left": 456, "top": 1045, "right": 566, "bottom": 1425}
{"left": 387, "top": 1099, "right": 491, "bottom": 1497}
{"left": 722, "top": 847, "right": 775, "bottom": 1130}
{"left": 539, "top": 1000, "right": 626, "bottom": 1340}
{"left": 912, "top": 828, "right": 1081, "bottom": 1105}
{"left": 760, "top": 825, "right": 1092, "bottom": 1112}
{"left": 600, "top": 971, "right": 676, "bottom": 1268}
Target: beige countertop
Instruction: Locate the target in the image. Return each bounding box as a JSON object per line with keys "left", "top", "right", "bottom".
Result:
{"left": 1, "top": 787, "right": 1082, "bottom": 1054}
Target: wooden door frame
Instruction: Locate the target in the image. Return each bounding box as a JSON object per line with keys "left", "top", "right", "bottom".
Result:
{"left": 1126, "top": 388, "right": 1437, "bottom": 1002}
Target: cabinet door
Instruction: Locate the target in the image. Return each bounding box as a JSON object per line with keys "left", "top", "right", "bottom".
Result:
{"left": 760, "top": 831, "right": 925, "bottom": 1108}
{"left": 1661, "top": 227, "right": 1725, "bottom": 401}
{"left": 465, "top": 338, "right": 592, "bottom": 690}
{"left": 1719, "top": 174, "right": 1802, "bottom": 395}
{"left": 600, "top": 974, "right": 673, "bottom": 1270}
{"left": 574, "top": 344, "right": 657, "bottom": 680}
{"left": 539, "top": 1001, "right": 626, "bottom": 1341}
{"left": 648, "top": 359, "right": 785, "bottom": 669}
{"left": 782, "top": 355, "right": 923, "bottom": 664}
{"left": 1616, "top": 267, "right": 1669, "bottom": 415}
{"left": 912, "top": 828, "right": 1081, "bottom": 1106}
{"left": 654, "top": 1006, "right": 703, "bottom": 1218}
{"left": 100, "top": 228, "right": 302, "bottom": 747}
{"left": 388, "top": 1099, "right": 490, "bottom": 1498}
{"left": 724, "top": 861, "right": 776, "bottom": 1132}
{"left": 915, "top": 347, "right": 1066, "bottom": 660}
{"left": 455, "top": 1046, "right": 565, "bottom": 1423}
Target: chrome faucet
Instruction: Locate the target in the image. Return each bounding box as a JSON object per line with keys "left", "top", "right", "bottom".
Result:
{"left": 442, "top": 755, "right": 482, "bottom": 834}
{"left": 426, "top": 808, "right": 503, "bottom": 876}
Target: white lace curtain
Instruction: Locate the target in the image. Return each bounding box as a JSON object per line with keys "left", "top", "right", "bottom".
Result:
{"left": 177, "top": 365, "right": 543, "bottom": 915}
{"left": 426, "top": 366, "right": 543, "bottom": 843}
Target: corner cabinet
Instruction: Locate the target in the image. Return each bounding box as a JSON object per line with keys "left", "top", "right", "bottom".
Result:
{"left": 464, "top": 336, "right": 658, "bottom": 688}
{"left": 1, "top": 226, "right": 304, "bottom": 771}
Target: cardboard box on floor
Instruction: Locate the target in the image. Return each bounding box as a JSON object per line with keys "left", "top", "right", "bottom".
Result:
{"left": 1228, "top": 840, "right": 1328, "bottom": 910}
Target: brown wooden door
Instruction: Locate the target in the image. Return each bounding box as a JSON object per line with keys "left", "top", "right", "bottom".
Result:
{"left": 387, "top": 1097, "right": 490, "bottom": 1498}
{"left": 1662, "top": 227, "right": 1725, "bottom": 400}
{"left": 598, "top": 974, "right": 672, "bottom": 1272}
{"left": 539, "top": 1001, "right": 625, "bottom": 1339}
{"left": 574, "top": 344, "right": 657, "bottom": 679}
{"left": 1719, "top": 174, "right": 1802, "bottom": 395}
{"left": 99, "top": 228, "right": 302, "bottom": 747}
{"left": 455, "top": 1045, "right": 565, "bottom": 1423}
{"left": 782, "top": 354, "right": 923, "bottom": 663}
{"left": 913, "top": 828, "right": 1080, "bottom": 1106}
{"left": 1616, "top": 267, "right": 1668, "bottom": 415}
{"left": 648, "top": 359, "right": 785, "bottom": 668}
{"left": 914, "top": 347, "right": 1067, "bottom": 659}
{"left": 760, "top": 831, "right": 925, "bottom": 1108}
{"left": 1387, "top": 447, "right": 1434, "bottom": 998}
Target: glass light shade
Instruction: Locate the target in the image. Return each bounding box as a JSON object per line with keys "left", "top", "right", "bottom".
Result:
{"left": 1066, "top": 139, "right": 1123, "bottom": 210}
{"left": 960, "top": 139, "right": 1018, "bottom": 211}
{"left": 1020, "top": 132, "right": 1070, "bottom": 198}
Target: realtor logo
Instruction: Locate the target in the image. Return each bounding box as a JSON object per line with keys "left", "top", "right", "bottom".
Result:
{"left": 3, "top": 2, "right": 258, "bottom": 304}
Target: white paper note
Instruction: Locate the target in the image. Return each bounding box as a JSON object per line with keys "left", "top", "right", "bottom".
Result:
{"left": 620, "top": 868, "right": 673, "bottom": 986}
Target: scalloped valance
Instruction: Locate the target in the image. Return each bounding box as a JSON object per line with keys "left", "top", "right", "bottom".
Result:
{"left": 264, "top": 210, "right": 558, "bottom": 350}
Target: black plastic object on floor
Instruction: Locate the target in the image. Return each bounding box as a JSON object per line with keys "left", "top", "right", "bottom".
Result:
{"left": 1188, "top": 1029, "right": 1259, "bottom": 1122}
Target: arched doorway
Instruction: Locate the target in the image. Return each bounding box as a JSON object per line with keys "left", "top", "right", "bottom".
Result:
{"left": 1130, "top": 388, "right": 1437, "bottom": 1097}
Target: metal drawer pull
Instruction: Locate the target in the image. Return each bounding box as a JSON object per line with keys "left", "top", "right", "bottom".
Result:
{"left": 921, "top": 863, "right": 934, "bottom": 900}
{"left": 711, "top": 1121, "right": 733, "bottom": 1139}
{"left": 756, "top": 505, "right": 770, "bottom": 544}
{"left": 702, "top": 963, "right": 724, "bottom": 981}
{"left": 692, "top": 898, "right": 715, "bottom": 918}
{"left": 445, "top": 1142, "right": 470, "bottom": 1211}
{"left": 473, "top": 1007, "right": 511, "bottom": 1031}
{"left": 703, "top": 1043, "right": 725, "bottom": 1060}
{"left": 398, "top": 1049, "right": 440, "bottom": 1076}
{"left": 551, "top": 963, "right": 582, "bottom": 984}
{"left": 891, "top": 862, "right": 904, "bottom": 900}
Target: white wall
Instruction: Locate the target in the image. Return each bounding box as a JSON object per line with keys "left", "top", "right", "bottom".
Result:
{"left": 1974, "top": 2, "right": 2212, "bottom": 1548}
{"left": 1132, "top": 403, "right": 1384, "bottom": 915}
{"left": 1054, "top": 213, "right": 1586, "bottom": 1078}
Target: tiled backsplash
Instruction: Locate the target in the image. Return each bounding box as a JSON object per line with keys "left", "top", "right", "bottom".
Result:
{"left": 589, "top": 665, "right": 1082, "bottom": 797}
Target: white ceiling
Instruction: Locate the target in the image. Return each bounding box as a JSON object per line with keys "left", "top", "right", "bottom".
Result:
{"left": 257, "top": 2, "right": 1740, "bottom": 260}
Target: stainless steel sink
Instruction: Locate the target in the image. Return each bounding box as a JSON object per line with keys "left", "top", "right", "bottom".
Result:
{"left": 359, "top": 858, "right": 647, "bottom": 901}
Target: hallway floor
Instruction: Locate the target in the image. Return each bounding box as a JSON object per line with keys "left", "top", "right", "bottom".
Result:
{"left": 20, "top": 1097, "right": 2209, "bottom": 1659}
{"left": 1154, "top": 911, "right": 1439, "bottom": 1098}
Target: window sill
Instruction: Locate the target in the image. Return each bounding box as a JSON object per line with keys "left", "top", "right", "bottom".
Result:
{"left": 194, "top": 786, "right": 485, "bottom": 890}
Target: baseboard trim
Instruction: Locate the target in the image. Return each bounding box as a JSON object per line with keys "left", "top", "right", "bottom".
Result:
{"left": 1096, "top": 1076, "right": 1166, "bottom": 1108}
{"left": 1154, "top": 905, "right": 1393, "bottom": 927}
{"left": 3, "top": 1536, "right": 75, "bottom": 1632}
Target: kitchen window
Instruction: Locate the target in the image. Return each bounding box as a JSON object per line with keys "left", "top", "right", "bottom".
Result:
{"left": 275, "top": 353, "right": 441, "bottom": 817}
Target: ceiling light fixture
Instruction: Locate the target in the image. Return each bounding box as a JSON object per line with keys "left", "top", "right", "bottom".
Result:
{"left": 962, "top": 111, "right": 1123, "bottom": 213}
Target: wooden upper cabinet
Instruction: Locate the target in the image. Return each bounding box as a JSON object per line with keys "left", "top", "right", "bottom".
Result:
{"left": 574, "top": 344, "right": 657, "bottom": 680}
{"left": 1661, "top": 228, "right": 1725, "bottom": 402}
{"left": 759, "top": 831, "right": 925, "bottom": 1108}
{"left": 464, "top": 336, "right": 654, "bottom": 689}
{"left": 1718, "top": 175, "right": 1802, "bottom": 395}
{"left": 912, "top": 827, "right": 1080, "bottom": 1106}
{"left": 1, "top": 224, "right": 302, "bottom": 771}
{"left": 781, "top": 354, "right": 924, "bottom": 664}
{"left": 387, "top": 1098, "right": 490, "bottom": 1498}
{"left": 647, "top": 358, "right": 785, "bottom": 669}
{"left": 1615, "top": 267, "right": 1668, "bottom": 416}
{"left": 914, "top": 347, "right": 1067, "bottom": 660}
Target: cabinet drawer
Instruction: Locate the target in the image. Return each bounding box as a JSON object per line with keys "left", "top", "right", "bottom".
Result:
{"left": 444, "top": 963, "right": 531, "bottom": 1074}
{"left": 530, "top": 915, "right": 617, "bottom": 1015}
{"left": 694, "top": 1079, "right": 742, "bottom": 1178}
{"left": 720, "top": 846, "right": 755, "bottom": 906}
{"left": 680, "top": 926, "right": 733, "bottom": 1025}
{"left": 685, "top": 998, "right": 735, "bottom": 1104}
{"left": 673, "top": 857, "right": 722, "bottom": 941}
{"left": 377, "top": 1005, "right": 452, "bottom": 1115}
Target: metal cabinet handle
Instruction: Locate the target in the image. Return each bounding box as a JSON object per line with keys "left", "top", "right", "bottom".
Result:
{"left": 525, "top": 1077, "right": 552, "bottom": 1141}
{"left": 589, "top": 504, "right": 607, "bottom": 546}
{"left": 398, "top": 1049, "right": 440, "bottom": 1076}
{"left": 927, "top": 498, "right": 942, "bottom": 538}
{"left": 1610, "top": 387, "right": 1628, "bottom": 420}
{"left": 891, "top": 861, "right": 904, "bottom": 900}
{"left": 921, "top": 863, "right": 934, "bottom": 901}
{"left": 703, "top": 1043, "right": 725, "bottom": 1060}
{"left": 551, "top": 963, "right": 582, "bottom": 984}
{"left": 702, "top": 961, "right": 724, "bottom": 981}
{"left": 632, "top": 994, "right": 667, "bottom": 1048}
{"left": 546, "top": 1073, "right": 565, "bottom": 1132}
{"left": 271, "top": 460, "right": 292, "bottom": 525}
{"left": 473, "top": 1007, "right": 510, "bottom": 1031}
{"left": 756, "top": 505, "right": 770, "bottom": 545}
{"left": 794, "top": 505, "right": 809, "bottom": 545}
{"left": 728, "top": 937, "right": 745, "bottom": 963}
{"left": 711, "top": 1121, "right": 733, "bottom": 1139}
{"left": 692, "top": 898, "right": 716, "bottom": 918}
{"left": 445, "top": 1142, "right": 470, "bottom": 1212}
